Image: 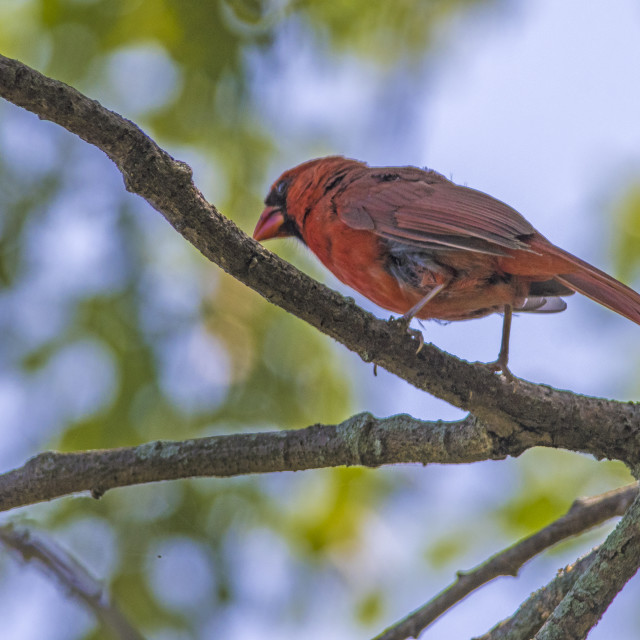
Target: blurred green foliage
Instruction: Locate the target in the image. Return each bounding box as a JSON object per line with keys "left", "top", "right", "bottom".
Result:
{"left": 299, "top": 0, "right": 491, "bottom": 61}
{"left": 497, "top": 450, "right": 632, "bottom": 537}
{"left": 0, "top": 1, "right": 638, "bottom": 639}
{"left": 613, "top": 181, "right": 640, "bottom": 283}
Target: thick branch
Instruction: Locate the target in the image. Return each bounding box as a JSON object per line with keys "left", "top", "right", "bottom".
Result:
{"left": 374, "top": 483, "right": 638, "bottom": 640}
{"left": 475, "top": 550, "right": 598, "bottom": 640}
{"left": 535, "top": 487, "right": 640, "bottom": 639}
{"left": 0, "top": 413, "right": 499, "bottom": 512}
{"left": 1, "top": 54, "right": 640, "bottom": 465}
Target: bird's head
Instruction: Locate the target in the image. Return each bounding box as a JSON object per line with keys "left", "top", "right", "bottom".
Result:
{"left": 253, "top": 156, "right": 363, "bottom": 244}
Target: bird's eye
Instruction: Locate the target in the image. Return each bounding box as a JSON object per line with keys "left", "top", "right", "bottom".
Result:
{"left": 265, "top": 178, "right": 290, "bottom": 207}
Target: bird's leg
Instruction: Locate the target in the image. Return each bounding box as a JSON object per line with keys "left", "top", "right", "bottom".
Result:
{"left": 403, "top": 283, "right": 448, "bottom": 321}
{"left": 396, "top": 283, "right": 448, "bottom": 352}
{"left": 481, "top": 304, "right": 515, "bottom": 381}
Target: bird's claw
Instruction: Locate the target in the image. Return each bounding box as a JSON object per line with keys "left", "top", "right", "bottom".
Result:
{"left": 479, "top": 358, "right": 516, "bottom": 383}
{"left": 409, "top": 327, "right": 424, "bottom": 353}
{"left": 392, "top": 315, "right": 425, "bottom": 353}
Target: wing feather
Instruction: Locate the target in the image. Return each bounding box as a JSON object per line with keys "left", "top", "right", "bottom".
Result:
{"left": 336, "top": 167, "right": 537, "bottom": 256}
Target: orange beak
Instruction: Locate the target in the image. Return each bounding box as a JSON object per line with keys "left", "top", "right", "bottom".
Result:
{"left": 253, "top": 206, "right": 287, "bottom": 241}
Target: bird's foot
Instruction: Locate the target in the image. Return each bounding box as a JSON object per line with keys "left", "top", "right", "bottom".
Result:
{"left": 479, "top": 358, "right": 516, "bottom": 383}
{"left": 392, "top": 315, "right": 424, "bottom": 353}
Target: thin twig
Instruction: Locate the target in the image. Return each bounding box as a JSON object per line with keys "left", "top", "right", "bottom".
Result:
{"left": 0, "top": 524, "right": 144, "bottom": 640}
{"left": 373, "top": 483, "right": 638, "bottom": 640}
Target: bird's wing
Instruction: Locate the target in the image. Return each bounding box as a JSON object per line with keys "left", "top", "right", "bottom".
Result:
{"left": 336, "top": 167, "right": 537, "bottom": 256}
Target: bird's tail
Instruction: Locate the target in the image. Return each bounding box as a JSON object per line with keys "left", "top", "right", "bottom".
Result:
{"left": 538, "top": 241, "right": 640, "bottom": 326}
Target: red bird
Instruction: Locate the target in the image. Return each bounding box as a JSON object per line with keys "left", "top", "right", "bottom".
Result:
{"left": 253, "top": 156, "right": 640, "bottom": 377}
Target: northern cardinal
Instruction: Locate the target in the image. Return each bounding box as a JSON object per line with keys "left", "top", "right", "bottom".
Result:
{"left": 253, "top": 156, "right": 640, "bottom": 376}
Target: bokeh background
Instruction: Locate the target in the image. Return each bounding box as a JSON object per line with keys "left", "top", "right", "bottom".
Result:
{"left": 1, "top": 1, "right": 640, "bottom": 638}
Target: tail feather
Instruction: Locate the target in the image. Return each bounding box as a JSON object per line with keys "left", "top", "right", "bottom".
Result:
{"left": 553, "top": 255, "right": 640, "bottom": 326}
{"left": 519, "top": 236, "right": 640, "bottom": 325}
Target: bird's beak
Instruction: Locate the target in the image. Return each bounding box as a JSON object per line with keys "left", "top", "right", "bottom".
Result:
{"left": 253, "top": 206, "right": 286, "bottom": 241}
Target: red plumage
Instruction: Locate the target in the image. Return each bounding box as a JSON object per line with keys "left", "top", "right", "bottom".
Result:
{"left": 253, "top": 156, "right": 640, "bottom": 375}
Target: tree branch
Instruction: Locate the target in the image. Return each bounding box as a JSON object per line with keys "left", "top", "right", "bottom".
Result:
{"left": 0, "top": 524, "right": 144, "bottom": 640}
{"left": 1, "top": 53, "right": 640, "bottom": 466}
{"left": 474, "top": 550, "right": 598, "bottom": 640}
{"left": 534, "top": 485, "right": 640, "bottom": 639}
{"left": 0, "top": 413, "right": 506, "bottom": 512}
{"left": 373, "top": 483, "right": 639, "bottom": 640}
